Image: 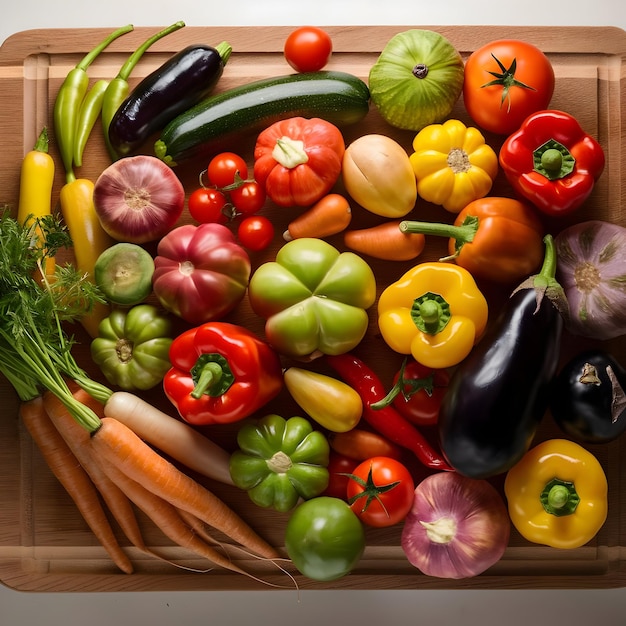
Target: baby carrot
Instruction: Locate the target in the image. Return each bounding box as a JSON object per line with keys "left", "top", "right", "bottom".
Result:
{"left": 20, "top": 397, "right": 133, "bottom": 574}
{"left": 344, "top": 220, "right": 426, "bottom": 261}
{"left": 283, "top": 193, "right": 352, "bottom": 241}
{"left": 90, "top": 416, "right": 279, "bottom": 560}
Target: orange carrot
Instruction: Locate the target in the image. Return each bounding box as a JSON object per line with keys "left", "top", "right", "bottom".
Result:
{"left": 20, "top": 397, "right": 133, "bottom": 574}
{"left": 99, "top": 459, "right": 254, "bottom": 577}
{"left": 42, "top": 389, "right": 148, "bottom": 554}
{"left": 344, "top": 220, "right": 426, "bottom": 261}
{"left": 103, "top": 391, "right": 234, "bottom": 486}
{"left": 283, "top": 193, "right": 352, "bottom": 241}
{"left": 90, "top": 416, "right": 279, "bottom": 560}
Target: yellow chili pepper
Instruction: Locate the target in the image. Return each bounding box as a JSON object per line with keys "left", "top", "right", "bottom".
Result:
{"left": 284, "top": 367, "right": 363, "bottom": 433}
{"left": 17, "top": 127, "right": 56, "bottom": 280}
{"left": 377, "top": 262, "right": 488, "bottom": 369}
{"left": 409, "top": 119, "right": 498, "bottom": 213}
{"left": 504, "top": 439, "right": 608, "bottom": 549}
{"left": 59, "top": 178, "right": 114, "bottom": 337}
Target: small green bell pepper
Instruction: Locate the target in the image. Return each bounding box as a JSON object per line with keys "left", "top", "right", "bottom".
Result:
{"left": 248, "top": 237, "right": 376, "bottom": 357}
{"left": 229, "top": 414, "right": 330, "bottom": 513}
{"left": 90, "top": 304, "right": 173, "bottom": 391}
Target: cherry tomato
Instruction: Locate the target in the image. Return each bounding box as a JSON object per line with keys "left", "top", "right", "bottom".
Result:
{"left": 230, "top": 180, "right": 266, "bottom": 215}
{"left": 329, "top": 428, "right": 404, "bottom": 462}
{"left": 237, "top": 215, "right": 275, "bottom": 251}
{"left": 187, "top": 187, "right": 229, "bottom": 224}
{"left": 463, "top": 39, "right": 555, "bottom": 135}
{"left": 323, "top": 452, "right": 359, "bottom": 500}
{"left": 207, "top": 152, "right": 248, "bottom": 188}
{"left": 347, "top": 456, "right": 415, "bottom": 528}
{"left": 284, "top": 26, "right": 333, "bottom": 73}
{"left": 390, "top": 358, "right": 450, "bottom": 426}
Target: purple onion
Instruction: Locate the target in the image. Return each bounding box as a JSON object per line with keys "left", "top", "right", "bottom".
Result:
{"left": 401, "top": 472, "right": 510, "bottom": 579}
{"left": 555, "top": 220, "right": 626, "bottom": 341}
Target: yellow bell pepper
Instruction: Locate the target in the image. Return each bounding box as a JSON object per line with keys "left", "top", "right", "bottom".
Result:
{"left": 377, "top": 262, "right": 488, "bottom": 369}
{"left": 409, "top": 119, "right": 498, "bottom": 213}
{"left": 504, "top": 439, "right": 608, "bottom": 550}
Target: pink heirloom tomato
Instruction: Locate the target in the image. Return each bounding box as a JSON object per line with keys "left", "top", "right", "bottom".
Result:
{"left": 152, "top": 223, "right": 251, "bottom": 325}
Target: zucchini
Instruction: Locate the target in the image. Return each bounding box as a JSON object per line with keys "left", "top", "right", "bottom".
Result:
{"left": 154, "top": 71, "right": 370, "bottom": 166}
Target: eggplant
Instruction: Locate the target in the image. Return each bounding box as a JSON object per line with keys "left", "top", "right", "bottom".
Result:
{"left": 108, "top": 41, "right": 232, "bottom": 157}
{"left": 550, "top": 350, "right": 626, "bottom": 443}
{"left": 438, "top": 235, "right": 567, "bottom": 479}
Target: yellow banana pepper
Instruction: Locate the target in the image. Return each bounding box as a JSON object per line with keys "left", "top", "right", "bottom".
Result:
{"left": 409, "top": 119, "right": 498, "bottom": 213}
{"left": 377, "top": 262, "right": 488, "bottom": 369}
{"left": 504, "top": 439, "right": 608, "bottom": 550}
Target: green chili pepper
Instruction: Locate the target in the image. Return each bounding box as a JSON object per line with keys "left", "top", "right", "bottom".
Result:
{"left": 102, "top": 21, "right": 185, "bottom": 161}
{"left": 73, "top": 79, "right": 109, "bottom": 168}
{"left": 53, "top": 24, "right": 134, "bottom": 181}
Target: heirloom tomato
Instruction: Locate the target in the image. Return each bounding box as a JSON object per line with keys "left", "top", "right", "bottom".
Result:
{"left": 463, "top": 39, "right": 555, "bottom": 135}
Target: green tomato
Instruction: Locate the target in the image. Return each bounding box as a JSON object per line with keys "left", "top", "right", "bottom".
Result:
{"left": 230, "top": 414, "right": 330, "bottom": 513}
{"left": 90, "top": 304, "right": 173, "bottom": 391}
{"left": 285, "top": 497, "right": 366, "bottom": 581}
{"left": 248, "top": 238, "right": 376, "bottom": 357}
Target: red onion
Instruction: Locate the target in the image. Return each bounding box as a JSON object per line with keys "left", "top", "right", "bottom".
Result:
{"left": 401, "top": 472, "right": 510, "bottom": 579}
{"left": 93, "top": 155, "right": 185, "bottom": 244}
{"left": 555, "top": 220, "right": 626, "bottom": 341}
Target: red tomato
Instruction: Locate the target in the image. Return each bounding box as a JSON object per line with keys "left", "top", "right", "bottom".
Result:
{"left": 284, "top": 26, "right": 333, "bottom": 73}
{"left": 323, "top": 452, "right": 358, "bottom": 500}
{"left": 230, "top": 181, "right": 266, "bottom": 215}
{"left": 187, "top": 187, "right": 229, "bottom": 224}
{"left": 463, "top": 39, "right": 555, "bottom": 135}
{"left": 347, "top": 456, "right": 415, "bottom": 528}
{"left": 207, "top": 152, "right": 248, "bottom": 188}
{"left": 237, "top": 215, "right": 274, "bottom": 252}
{"left": 390, "top": 359, "right": 450, "bottom": 426}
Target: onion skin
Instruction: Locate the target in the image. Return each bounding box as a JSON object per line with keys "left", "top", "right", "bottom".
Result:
{"left": 93, "top": 155, "right": 185, "bottom": 244}
{"left": 555, "top": 220, "right": 626, "bottom": 340}
{"left": 401, "top": 472, "right": 510, "bottom": 579}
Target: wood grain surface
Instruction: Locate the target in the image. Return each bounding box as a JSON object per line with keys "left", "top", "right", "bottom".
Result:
{"left": 0, "top": 25, "right": 625, "bottom": 592}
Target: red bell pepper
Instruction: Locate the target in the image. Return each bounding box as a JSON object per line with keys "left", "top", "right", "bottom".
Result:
{"left": 499, "top": 109, "right": 605, "bottom": 216}
{"left": 253, "top": 116, "right": 345, "bottom": 207}
{"left": 163, "top": 322, "right": 283, "bottom": 425}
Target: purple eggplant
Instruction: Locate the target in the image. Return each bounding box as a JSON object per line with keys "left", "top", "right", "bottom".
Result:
{"left": 550, "top": 350, "right": 626, "bottom": 443}
{"left": 108, "top": 41, "right": 232, "bottom": 157}
{"left": 438, "top": 235, "right": 568, "bottom": 479}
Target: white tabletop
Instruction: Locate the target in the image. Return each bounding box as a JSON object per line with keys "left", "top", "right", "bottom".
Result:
{"left": 1, "top": 1, "right": 625, "bottom": 625}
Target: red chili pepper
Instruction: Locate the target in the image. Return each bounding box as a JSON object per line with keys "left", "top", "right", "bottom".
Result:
{"left": 163, "top": 322, "right": 283, "bottom": 425}
{"left": 372, "top": 357, "right": 450, "bottom": 426}
{"left": 326, "top": 353, "right": 452, "bottom": 471}
{"left": 499, "top": 109, "right": 605, "bottom": 216}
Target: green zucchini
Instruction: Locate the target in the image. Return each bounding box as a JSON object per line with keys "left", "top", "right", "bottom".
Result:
{"left": 154, "top": 71, "right": 370, "bottom": 166}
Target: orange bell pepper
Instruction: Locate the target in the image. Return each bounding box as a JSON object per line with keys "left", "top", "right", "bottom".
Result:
{"left": 399, "top": 197, "right": 545, "bottom": 284}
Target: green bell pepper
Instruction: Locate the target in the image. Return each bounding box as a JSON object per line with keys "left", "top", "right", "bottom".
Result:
{"left": 229, "top": 414, "right": 330, "bottom": 513}
{"left": 247, "top": 237, "right": 376, "bottom": 357}
{"left": 90, "top": 304, "right": 173, "bottom": 391}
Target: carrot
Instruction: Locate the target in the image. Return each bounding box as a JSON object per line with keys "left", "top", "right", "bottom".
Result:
{"left": 103, "top": 391, "right": 234, "bottom": 486}
{"left": 42, "top": 389, "right": 148, "bottom": 554}
{"left": 344, "top": 220, "right": 426, "bottom": 261}
{"left": 98, "top": 459, "right": 253, "bottom": 577}
{"left": 283, "top": 193, "right": 352, "bottom": 241}
{"left": 19, "top": 397, "right": 133, "bottom": 574}
{"left": 90, "top": 416, "right": 279, "bottom": 560}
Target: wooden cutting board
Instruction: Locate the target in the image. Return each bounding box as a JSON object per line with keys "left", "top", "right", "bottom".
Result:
{"left": 0, "top": 25, "right": 625, "bottom": 592}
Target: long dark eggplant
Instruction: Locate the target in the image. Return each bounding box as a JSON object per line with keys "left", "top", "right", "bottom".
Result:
{"left": 438, "top": 234, "right": 568, "bottom": 479}
{"left": 108, "top": 41, "right": 232, "bottom": 157}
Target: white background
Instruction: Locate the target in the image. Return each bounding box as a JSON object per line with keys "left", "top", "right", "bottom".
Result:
{"left": 1, "top": 1, "right": 625, "bottom": 624}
